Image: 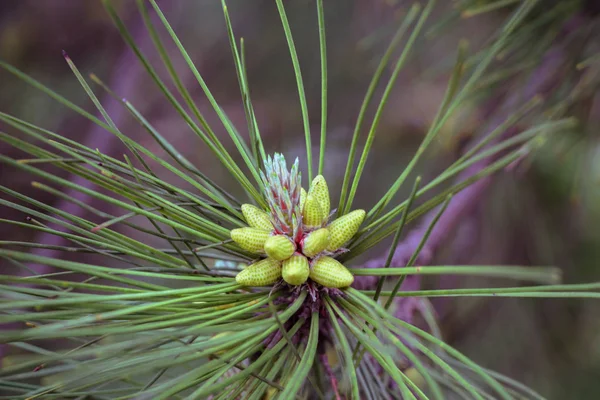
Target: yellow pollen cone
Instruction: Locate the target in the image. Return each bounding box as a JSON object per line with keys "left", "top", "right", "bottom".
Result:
{"left": 303, "top": 194, "right": 324, "bottom": 228}
{"left": 264, "top": 235, "right": 296, "bottom": 260}
{"left": 308, "top": 175, "right": 330, "bottom": 218}
{"left": 301, "top": 228, "right": 330, "bottom": 258}
{"left": 299, "top": 187, "right": 307, "bottom": 211}
{"left": 230, "top": 227, "right": 270, "bottom": 253}
{"left": 309, "top": 256, "right": 354, "bottom": 288}
{"left": 241, "top": 204, "right": 273, "bottom": 231}
{"left": 326, "top": 209, "right": 366, "bottom": 251}
{"left": 235, "top": 258, "right": 282, "bottom": 286}
{"left": 282, "top": 254, "right": 310, "bottom": 286}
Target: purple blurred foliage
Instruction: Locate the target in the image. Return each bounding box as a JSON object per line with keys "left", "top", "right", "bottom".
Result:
{"left": 28, "top": 40, "right": 139, "bottom": 275}
{"left": 353, "top": 17, "right": 575, "bottom": 334}
{"left": 0, "top": 1, "right": 176, "bottom": 364}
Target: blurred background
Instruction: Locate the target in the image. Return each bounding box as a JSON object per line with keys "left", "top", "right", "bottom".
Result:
{"left": 1, "top": 0, "right": 600, "bottom": 398}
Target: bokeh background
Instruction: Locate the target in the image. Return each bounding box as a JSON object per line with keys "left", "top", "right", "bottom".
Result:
{"left": 1, "top": 1, "right": 600, "bottom": 398}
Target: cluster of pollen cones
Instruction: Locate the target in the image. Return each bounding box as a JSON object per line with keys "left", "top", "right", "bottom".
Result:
{"left": 231, "top": 155, "right": 365, "bottom": 289}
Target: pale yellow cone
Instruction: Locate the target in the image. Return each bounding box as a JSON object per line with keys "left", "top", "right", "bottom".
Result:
{"left": 301, "top": 228, "right": 330, "bottom": 258}
{"left": 235, "top": 258, "right": 282, "bottom": 286}
{"left": 230, "top": 227, "right": 270, "bottom": 254}
{"left": 282, "top": 254, "right": 310, "bottom": 286}
{"left": 326, "top": 209, "right": 366, "bottom": 251}
{"left": 299, "top": 187, "right": 307, "bottom": 211}
{"left": 241, "top": 204, "right": 273, "bottom": 231}
{"left": 303, "top": 194, "right": 323, "bottom": 228}
{"left": 309, "top": 256, "right": 354, "bottom": 288}
{"left": 308, "top": 175, "right": 330, "bottom": 218}
{"left": 264, "top": 234, "right": 296, "bottom": 261}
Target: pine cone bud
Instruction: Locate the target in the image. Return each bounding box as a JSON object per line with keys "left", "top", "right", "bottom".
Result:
{"left": 264, "top": 234, "right": 296, "bottom": 261}
{"left": 326, "top": 209, "right": 366, "bottom": 251}
{"left": 309, "top": 256, "right": 354, "bottom": 288}
{"left": 299, "top": 187, "right": 307, "bottom": 211}
{"left": 241, "top": 204, "right": 273, "bottom": 231}
{"left": 230, "top": 227, "right": 270, "bottom": 253}
{"left": 281, "top": 254, "right": 310, "bottom": 286}
{"left": 308, "top": 175, "right": 330, "bottom": 218}
{"left": 235, "top": 258, "right": 282, "bottom": 286}
{"left": 301, "top": 228, "right": 330, "bottom": 258}
{"left": 302, "top": 194, "right": 324, "bottom": 228}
